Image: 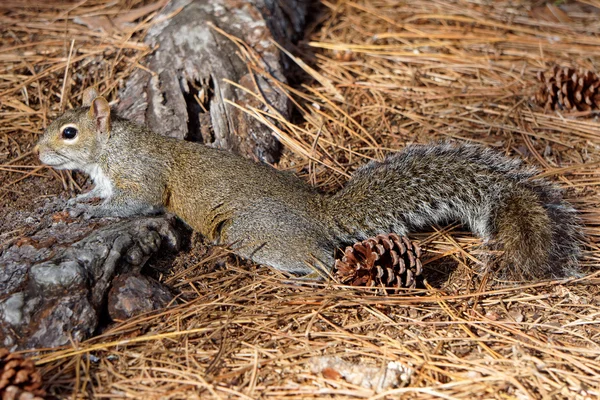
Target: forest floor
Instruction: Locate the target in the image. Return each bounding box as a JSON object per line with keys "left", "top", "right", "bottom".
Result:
{"left": 1, "top": 0, "right": 600, "bottom": 399}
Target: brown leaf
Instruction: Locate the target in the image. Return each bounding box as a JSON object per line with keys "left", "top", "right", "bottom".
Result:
{"left": 322, "top": 367, "right": 342, "bottom": 380}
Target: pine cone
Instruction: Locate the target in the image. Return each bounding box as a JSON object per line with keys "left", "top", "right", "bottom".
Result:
{"left": 534, "top": 65, "right": 600, "bottom": 111}
{"left": 0, "top": 348, "right": 45, "bottom": 400}
{"left": 334, "top": 233, "right": 423, "bottom": 290}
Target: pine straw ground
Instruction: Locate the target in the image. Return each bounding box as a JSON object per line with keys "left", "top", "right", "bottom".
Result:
{"left": 2, "top": 0, "right": 600, "bottom": 399}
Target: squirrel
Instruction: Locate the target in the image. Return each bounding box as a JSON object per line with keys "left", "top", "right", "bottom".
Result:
{"left": 34, "top": 88, "right": 583, "bottom": 281}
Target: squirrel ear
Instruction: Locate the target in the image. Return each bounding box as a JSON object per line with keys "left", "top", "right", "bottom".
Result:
{"left": 88, "top": 97, "right": 111, "bottom": 136}
{"left": 82, "top": 87, "right": 99, "bottom": 106}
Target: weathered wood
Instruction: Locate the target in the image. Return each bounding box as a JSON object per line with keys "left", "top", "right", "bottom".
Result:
{"left": 0, "top": 197, "right": 180, "bottom": 349}
{"left": 107, "top": 273, "right": 175, "bottom": 321}
{"left": 118, "top": 0, "right": 307, "bottom": 163}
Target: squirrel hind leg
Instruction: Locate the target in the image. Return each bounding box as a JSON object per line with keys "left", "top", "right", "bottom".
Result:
{"left": 223, "top": 200, "right": 336, "bottom": 277}
{"left": 231, "top": 239, "right": 334, "bottom": 277}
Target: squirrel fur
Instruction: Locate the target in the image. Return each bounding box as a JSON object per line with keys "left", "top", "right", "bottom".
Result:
{"left": 35, "top": 88, "right": 582, "bottom": 281}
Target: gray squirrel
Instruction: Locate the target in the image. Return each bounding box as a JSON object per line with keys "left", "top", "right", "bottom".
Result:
{"left": 34, "top": 88, "right": 583, "bottom": 281}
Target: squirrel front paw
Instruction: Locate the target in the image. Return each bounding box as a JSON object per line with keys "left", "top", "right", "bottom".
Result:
{"left": 67, "top": 191, "right": 102, "bottom": 207}
{"left": 67, "top": 196, "right": 81, "bottom": 207}
{"left": 67, "top": 199, "right": 159, "bottom": 220}
{"left": 67, "top": 202, "right": 86, "bottom": 217}
{"left": 68, "top": 203, "right": 112, "bottom": 220}
{"left": 67, "top": 197, "right": 83, "bottom": 207}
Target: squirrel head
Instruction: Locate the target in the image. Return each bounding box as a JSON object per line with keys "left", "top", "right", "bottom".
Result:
{"left": 35, "top": 88, "right": 112, "bottom": 170}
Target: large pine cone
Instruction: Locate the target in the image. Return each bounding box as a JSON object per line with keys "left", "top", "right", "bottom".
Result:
{"left": 0, "top": 349, "right": 45, "bottom": 400}
{"left": 334, "top": 233, "right": 423, "bottom": 290}
{"left": 534, "top": 65, "right": 600, "bottom": 111}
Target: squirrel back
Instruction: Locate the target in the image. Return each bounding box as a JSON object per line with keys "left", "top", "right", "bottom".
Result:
{"left": 35, "top": 90, "right": 583, "bottom": 281}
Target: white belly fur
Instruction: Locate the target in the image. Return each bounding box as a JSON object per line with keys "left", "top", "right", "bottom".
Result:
{"left": 82, "top": 164, "right": 113, "bottom": 199}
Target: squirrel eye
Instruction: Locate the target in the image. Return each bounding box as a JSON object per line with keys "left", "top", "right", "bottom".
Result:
{"left": 61, "top": 126, "right": 78, "bottom": 140}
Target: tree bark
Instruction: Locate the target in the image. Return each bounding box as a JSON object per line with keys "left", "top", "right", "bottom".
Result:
{"left": 0, "top": 197, "right": 180, "bottom": 349}
{"left": 118, "top": 0, "right": 307, "bottom": 163}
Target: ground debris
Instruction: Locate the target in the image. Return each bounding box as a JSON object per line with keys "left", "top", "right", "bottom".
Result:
{"left": 310, "top": 356, "right": 412, "bottom": 392}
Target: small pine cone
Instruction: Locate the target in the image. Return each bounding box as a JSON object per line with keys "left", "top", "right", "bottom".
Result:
{"left": 534, "top": 65, "right": 600, "bottom": 112}
{"left": 0, "top": 348, "right": 45, "bottom": 400}
{"left": 334, "top": 233, "right": 423, "bottom": 290}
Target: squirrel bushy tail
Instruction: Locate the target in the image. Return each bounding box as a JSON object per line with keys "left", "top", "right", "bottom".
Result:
{"left": 325, "top": 143, "right": 582, "bottom": 280}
